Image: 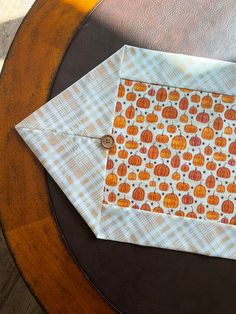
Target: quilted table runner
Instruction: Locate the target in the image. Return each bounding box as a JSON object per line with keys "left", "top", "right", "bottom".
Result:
{"left": 16, "top": 45, "right": 236, "bottom": 259}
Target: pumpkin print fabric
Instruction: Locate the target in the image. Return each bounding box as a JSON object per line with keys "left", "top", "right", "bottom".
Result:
{"left": 103, "top": 79, "right": 236, "bottom": 225}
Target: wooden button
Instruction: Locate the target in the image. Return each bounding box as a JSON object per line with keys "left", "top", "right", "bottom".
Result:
{"left": 101, "top": 134, "right": 115, "bottom": 149}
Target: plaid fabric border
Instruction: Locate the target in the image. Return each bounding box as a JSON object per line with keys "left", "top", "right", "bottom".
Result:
{"left": 16, "top": 47, "right": 124, "bottom": 234}
{"left": 99, "top": 205, "right": 236, "bottom": 260}
{"left": 16, "top": 47, "right": 124, "bottom": 138}
{"left": 121, "top": 45, "right": 236, "bottom": 95}
{"left": 16, "top": 127, "right": 107, "bottom": 235}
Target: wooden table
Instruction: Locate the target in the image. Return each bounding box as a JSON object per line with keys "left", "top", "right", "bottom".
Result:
{"left": 0, "top": 0, "right": 113, "bottom": 312}
{"left": 2, "top": 1, "right": 236, "bottom": 313}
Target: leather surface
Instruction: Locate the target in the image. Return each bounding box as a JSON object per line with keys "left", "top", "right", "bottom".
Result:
{"left": 47, "top": 1, "right": 236, "bottom": 313}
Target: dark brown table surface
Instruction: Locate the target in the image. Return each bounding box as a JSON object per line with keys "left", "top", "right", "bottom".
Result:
{"left": 1, "top": 0, "right": 236, "bottom": 313}
{"left": 0, "top": 1, "right": 112, "bottom": 313}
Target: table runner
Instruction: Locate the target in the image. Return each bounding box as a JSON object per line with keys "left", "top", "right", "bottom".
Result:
{"left": 16, "top": 45, "right": 236, "bottom": 259}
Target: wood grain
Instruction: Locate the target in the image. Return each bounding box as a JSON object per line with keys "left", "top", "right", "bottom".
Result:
{"left": 0, "top": 0, "right": 113, "bottom": 312}
{"left": 1, "top": 276, "right": 43, "bottom": 314}
{"left": 0, "top": 225, "right": 44, "bottom": 313}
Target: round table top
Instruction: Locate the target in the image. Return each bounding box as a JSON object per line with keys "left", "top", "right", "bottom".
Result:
{"left": 48, "top": 1, "right": 236, "bottom": 313}
{"left": 0, "top": 0, "right": 113, "bottom": 312}
{"left": 1, "top": 0, "right": 236, "bottom": 313}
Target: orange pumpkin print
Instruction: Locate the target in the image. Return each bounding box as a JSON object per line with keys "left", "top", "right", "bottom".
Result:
{"left": 201, "top": 94, "right": 213, "bottom": 109}
{"left": 159, "top": 181, "right": 169, "bottom": 191}
{"left": 114, "top": 113, "right": 126, "bottom": 128}
{"left": 117, "top": 197, "right": 130, "bottom": 208}
{"left": 179, "top": 113, "right": 188, "bottom": 123}
{"left": 106, "top": 172, "right": 118, "bottom": 186}
{"left": 103, "top": 78, "right": 236, "bottom": 225}
{"left": 146, "top": 111, "right": 158, "bottom": 123}
{"left": 214, "top": 102, "right": 224, "bottom": 113}
{"left": 156, "top": 132, "right": 169, "bottom": 143}
{"left": 117, "top": 84, "right": 125, "bottom": 97}
{"left": 176, "top": 181, "right": 190, "bottom": 192}
{"left": 148, "top": 144, "right": 159, "bottom": 159}
{"left": 163, "top": 190, "right": 179, "bottom": 208}
{"left": 115, "top": 101, "right": 122, "bottom": 112}
{"left": 167, "top": 123, "right": 177, "bottom": 133}
{"left": 140, "top": 128, "right": 153, "bottom": 143}
{"left": 182, "top": 151, "right": 192, "bottom": 161}
{"left": 206, "top": 173, "right": 215, "bottom": 189}
{"left": 196, "top": 110, "right": 209, "bottom": 123}
{"left": 125, "top": 104, "right": 135, "bottom": 119}
{"left": 154, "top": 162, "right": 170, "bottom": 177}
{"left": 224, "top": 106, "right": 236, "bottom": 120}
{"left": 118, "top": 182, "right": 131, "bottom": 193}
{"left": 189, "top": 105, "right": 198, "bottom": 115}
{"left": 217, "top": 182, "right": 225, "bottom": 193}
{"left": 156, "top": 87, "right": 167, "bottom": 102}
{"left": 168, "top": 89, "right": 180, "bottom": 101}
{"left": 146, "top": 161, "right": 154, "bottom": 169}
{"left": 128, "top": 171, "right": 137, "bottom": 180}
{"left": 222, "top": 94, "right": 235, "bottom": 103}
{"left": 184, "top": 123, "right": 198, "bottom": 133}
{"left": 116, "top": 133, "right": 125, "bottom": 144}
{"left": 119, "top": 149, "right": 127, "bottom": 160}
{"left": 125, "top": 139, "right": 138, "bottom": 150}
{"left": 108, "top": 191, "right": 116, "bottom": 202}
{"left": 213, "top": 116, "right": 223, "bottom": 130}
{"left": 127, "top": 123, "right": 139, "bottom": 136}
{"left": 191, "top": 93, "right": 200, "bottom": 103}
{"left": 132, "top": 185, "right": 145, "bottom": 201}
{"left": 140, "top": 202, "right": 151, "bottom": 211}
{"left": 153, "top": 204, "right": 164, "bottom": 213}
{"left": 186, "top": 208, "right": 197, "bottom": 219}
{"left": 179, "top": 96, "right": 189, "bottom": 110}
{"left": 171, "top": 154, "right": 180, "bottom": 168}
{"left": 162, "top": 103, "right": 178, "bottom": 119}
{"left": 194, "top": 183, "right": 206, "bottom": 198}
{"left": 128, "top": 153, "right": 142, "bottom": 166}
{"left": 126, "top": 91, "right": 136, "bottom": 102}
{"left": 137, "top": 96, "right": 150, "bottom": 109}
{"left": 148, "top": 190, "right": 161, "bottom": 202}
{"left": 134, "top": 82, "right": 147, "bottom": 92}
{"left": 229, "top": 141, "right": 236, "bottom": 155}
{"left": 171, "top": 132, "right": 187, "bottom": 150}
{"left": 206, "top": 209, "right": 220, "bottom": 220}
{"left": 175, "top": 209, "right": 185, "bottom": 217}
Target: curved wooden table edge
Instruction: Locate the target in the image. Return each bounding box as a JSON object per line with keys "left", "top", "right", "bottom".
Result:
{"left": 0, "top": 0, "right": 114, "bottom": 312}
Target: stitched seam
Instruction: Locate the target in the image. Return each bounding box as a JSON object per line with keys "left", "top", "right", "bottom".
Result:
{"left": 15, "top": 125, "right": 102, "bottom": 141}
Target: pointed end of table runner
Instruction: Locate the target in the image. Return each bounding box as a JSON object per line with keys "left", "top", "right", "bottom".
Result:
{"left": 15, "top": 126, "right": 107, "bottom": 236}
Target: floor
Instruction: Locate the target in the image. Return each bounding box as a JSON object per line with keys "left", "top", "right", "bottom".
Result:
{"left": 1, "top": 1, "right": 44, "bottom": 313}
{"left": 0, "top": 228, "right": 44, "bottom": 313}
